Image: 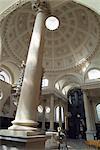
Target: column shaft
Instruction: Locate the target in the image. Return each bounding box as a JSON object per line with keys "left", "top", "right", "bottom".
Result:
{"left": 0, "top": 30, "right": 2, "bottom": 65}
{"left": 83, "top": 91, "right": 91, "bottom": 130}
{"left": 9, "top": 9, "right": 46, "bottom": 130}
{"left": 59, "top": 106, "right": 62, "bottom": 128}
{"left": 42, "top": 100, "right": 46, "bottom": 131}
{"left": 50, "top": 95, "right": 54, "bottom": 131}
{"left": 83, "top": 90, "right": 96, "bottom": 140}
{"left": 65, "top": 115, "right": 68, "bottom": 130}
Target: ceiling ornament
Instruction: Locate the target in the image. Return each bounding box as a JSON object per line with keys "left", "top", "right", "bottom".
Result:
{"left": 43, "top": 2, "right": 100, "bottom": 72}
{"left": 1, "top": 1, "right": 100, "bottom": 73}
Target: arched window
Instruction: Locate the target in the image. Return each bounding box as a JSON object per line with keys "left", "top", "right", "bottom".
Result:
{"left": 55, "top": 106, "right": 64, "bottom": 122}
{"left": 0, "top": 69, "right": 11, "bottom": 84}
{"left": 0, "top": 89, "right": 3, "bottom": 100}
{"left": 88, "top": 69, "right": 100, "bottom": 80}
{"left": 96, "top": 104, "right": 100, "bottom": 121}
{"left": 42, "top": 78, "right": 49, "bottom": 87}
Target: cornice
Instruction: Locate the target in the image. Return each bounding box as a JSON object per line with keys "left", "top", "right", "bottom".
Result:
{"left": 81, "top": 80, "right": 100, "bottom": 90}
{"left": 42, "top": 88, "right": 67, "bottom": 102}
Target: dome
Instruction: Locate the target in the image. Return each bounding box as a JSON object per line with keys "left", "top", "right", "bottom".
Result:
{"left": 1, "top": 1, "right": 100, "bottom": 72}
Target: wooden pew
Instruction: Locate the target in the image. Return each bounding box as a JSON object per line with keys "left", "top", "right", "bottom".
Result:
{"left": 85, "top": 140, "right": 100, "bottom": 149}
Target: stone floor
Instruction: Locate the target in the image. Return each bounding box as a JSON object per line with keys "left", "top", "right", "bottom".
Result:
{"left": 45, "top": 139, "right": 96, "bottom": 150}
{"left": 65, "top": 139, "right": 96, "bottom": 150}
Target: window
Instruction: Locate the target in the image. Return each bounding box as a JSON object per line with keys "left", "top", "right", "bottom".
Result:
{"left": 0, "top": 89, "right": 3, "bottom": 100}
{"left": 0, "top": 69, "right": 11, "bottom": 83}
{"left": 37, "top": 105, "right": 43, "bottom": 113}
{"left": 55, "top": 106, "right": 64, "bottom": 122}
{"left": 42, "top": 78, "right": 49, "bottom": 87}
{"left": 96, "top": 104, "right": 100, "bottom": 121}
{"left": 0, "top": 74, "right": 5, "bottom": 81}
{"left": 45, "top": 106, "right": 50, "bottom": 113}
{"left": 88, "top": 69, "right": 100, "bottom": 80}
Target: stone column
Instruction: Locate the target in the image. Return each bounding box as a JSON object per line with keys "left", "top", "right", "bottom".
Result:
{"left": 42, "top": 100, "right": 46, "bottom": 131}
{"left": 0, "top": 29, "right": 2, "bottom": 66}
{"left": 50, "top": 95, "right": 54, "bottom": 131}
{"left": 64, "top": 101, "right": 68, "bottom": 130}
{"left": 83, "top": 90, "right": 96, "bottom": 140}
{"left": 9, "top": 3, "right": 47, "bottom": 132}
{"left": 59, "top": 105, "right": 62, "bottom": 128}
{"left": 65, "top": 115, "right": 68, "bottom": 130}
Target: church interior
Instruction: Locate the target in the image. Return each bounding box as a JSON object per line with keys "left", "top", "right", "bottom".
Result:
{"left": 0, "top": 0, "right": 100, "bottom": 149}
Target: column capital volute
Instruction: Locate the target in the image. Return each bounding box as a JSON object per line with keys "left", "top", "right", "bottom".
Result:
{"left": 31, "top": 0, "right": 49, "bottom": 15}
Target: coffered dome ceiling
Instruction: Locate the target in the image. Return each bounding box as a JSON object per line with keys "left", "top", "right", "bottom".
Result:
{"left": 1, "top": 1, "right": 100, "bottom": 72}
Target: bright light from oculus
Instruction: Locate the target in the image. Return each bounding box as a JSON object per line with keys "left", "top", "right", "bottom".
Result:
{"left": 45, "top": 16, "right": 59, "bottom": 31}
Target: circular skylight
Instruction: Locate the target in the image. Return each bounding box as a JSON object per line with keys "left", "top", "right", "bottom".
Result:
{"left": 45, "top": 16, "right": 59, "bottom": 31}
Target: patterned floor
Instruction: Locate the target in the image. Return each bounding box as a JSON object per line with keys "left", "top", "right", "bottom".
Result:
{"left": 65, "top": 139, "right": 96, "bottom": 150}
{"left": 45, "top": 139, "right": 96, "bottom": 150}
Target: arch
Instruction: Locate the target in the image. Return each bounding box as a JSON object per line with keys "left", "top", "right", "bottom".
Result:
{"left": 42, "top": 78, "right": 49, "bottom": 88}
{"left": 1, "top": 64, "right": 14, "bottom": 83}
{"left": 0, "top": 88, "right": 3, "bottom": 100}
{"left": 55, "top": 73, "right": 82, "bottom": 84}
{"left": 96, "top": 103, "right": 100, "bottom": 121}
{"left": 54, "top": 73, "right": 82, "bottom": 97}
{"left": 62, "top": 83, "right": 80, "bottom": 96}
{"left": 54, "top": 73, "right": 82, "bottom": 89}
{"left": 1, "top": 60, "right": 25, "bottom": 84}
{"left": 0, "top": 67, "right": 12, "bottom": 84}
{"left": 84, "top": 67, "right": 100, "bottom": 82}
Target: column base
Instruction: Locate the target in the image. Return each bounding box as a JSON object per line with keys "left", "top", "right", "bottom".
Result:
{"left": 86, "top": 130, "right": 96, "bottom": 140}
{"left": 0, "top": 129, "right": 46, "bottom": 150}
{"left": 0, "top": 129, "right": 45, "bottom": 137}
{"left": 8, "top": 119, "right": 39, "bottom": 132}
{"left": 8, "top": 124, "right": 40, "bottom": 132}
